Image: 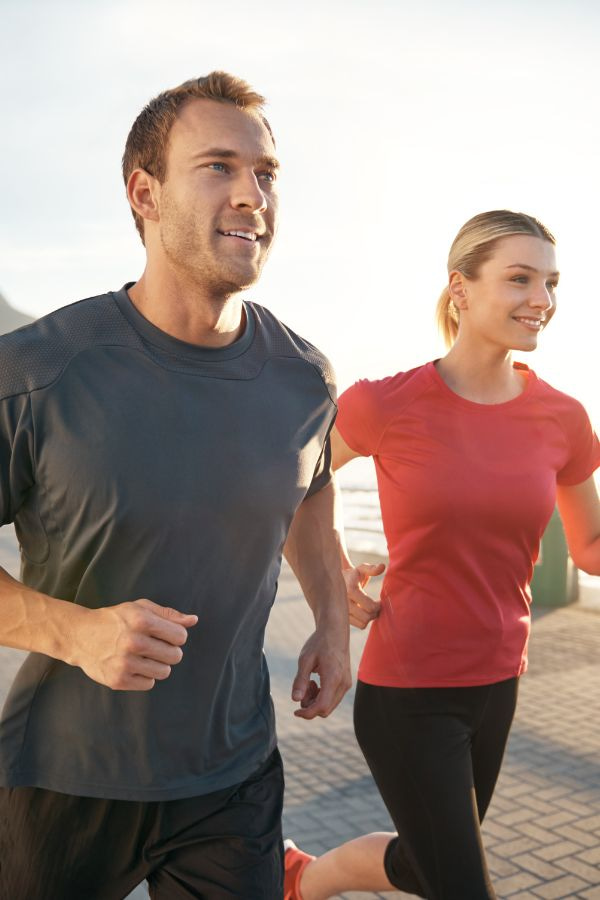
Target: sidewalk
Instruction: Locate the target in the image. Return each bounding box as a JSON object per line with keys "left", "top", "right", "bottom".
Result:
{"left": 1, "top": 528, "right": 599, "bottom": 898}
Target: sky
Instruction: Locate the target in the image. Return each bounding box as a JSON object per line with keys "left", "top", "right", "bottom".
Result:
{"left": 1, "top": 0, "right": 599, "bottom": 424}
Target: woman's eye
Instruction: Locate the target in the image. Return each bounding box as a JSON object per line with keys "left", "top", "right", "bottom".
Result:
{"left": 546, "top": 281, "right": 558, "bottom": 291}
{"left": 512, "top": 276, "right": 528, "bottom": 284}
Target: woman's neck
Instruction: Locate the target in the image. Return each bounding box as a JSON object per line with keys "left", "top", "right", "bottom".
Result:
{"left": 435, "top": 342, "right": 527, "bottom": 404}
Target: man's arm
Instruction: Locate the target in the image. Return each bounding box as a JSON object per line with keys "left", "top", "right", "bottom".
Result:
{"left": 0, "top": 565, "right": 197, "bottom": 690}
{"left": 283, "top": 480, "right": 352, "bottom": 719}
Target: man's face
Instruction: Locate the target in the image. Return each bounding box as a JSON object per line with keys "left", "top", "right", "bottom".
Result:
{"left": 155, "top": 99, "right": 279, "bottom": 294}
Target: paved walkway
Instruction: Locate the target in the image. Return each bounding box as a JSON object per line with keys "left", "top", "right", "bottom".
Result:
{"left": 1, "top": 528, "right": 599, "bottom": 898}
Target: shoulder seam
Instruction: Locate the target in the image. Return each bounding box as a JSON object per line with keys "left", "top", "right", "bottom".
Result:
{"left": 374, "top": 372, "right": 435, "bottom": 455}
{"left": 534, "top": 386, "right": 577, "bottom": 450}
{"left": 260, "top": 353, "right": 337, "bottom": 406}
{"left": 0, "top": 341, "right": 144, "bottom": 403}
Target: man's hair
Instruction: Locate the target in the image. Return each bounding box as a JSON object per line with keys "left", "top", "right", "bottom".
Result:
{"left": 122, "top": 71, "right": 273, "bottom": 244}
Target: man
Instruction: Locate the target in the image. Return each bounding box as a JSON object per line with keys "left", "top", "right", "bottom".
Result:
{"left": 0, "top": 72, "right": 350, "bottom": 898}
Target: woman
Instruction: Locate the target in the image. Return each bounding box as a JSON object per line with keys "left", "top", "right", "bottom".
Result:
{"left": 284, "top": 210, "right": 600, "bottom": 899}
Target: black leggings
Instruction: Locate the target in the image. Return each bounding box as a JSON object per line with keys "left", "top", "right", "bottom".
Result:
{"left": 354, "top": 678, "right": 519, "bottom": 900}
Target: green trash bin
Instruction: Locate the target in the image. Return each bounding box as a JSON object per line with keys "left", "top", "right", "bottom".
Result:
{"left": 530, "top": 507, "right": 578, "bottom": 607}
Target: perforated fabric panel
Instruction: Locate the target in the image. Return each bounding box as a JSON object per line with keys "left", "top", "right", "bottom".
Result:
{"left": 0, "top": 291, "right": 336, "bottom": 403}
{"left": 0, "top": 294, "right": 145, "bottom": 401}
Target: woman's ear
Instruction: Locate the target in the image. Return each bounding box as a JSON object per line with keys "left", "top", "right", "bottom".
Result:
{"left": 448, "top": 270, "right": 469, "bottom": 310}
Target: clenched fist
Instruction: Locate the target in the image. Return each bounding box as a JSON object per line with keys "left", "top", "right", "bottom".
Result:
{"left": 69, "top": 598, "right": 198, "bottom": 690}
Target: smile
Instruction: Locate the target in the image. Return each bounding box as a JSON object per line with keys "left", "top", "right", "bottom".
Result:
{"left": 513, "top": 316, "right": 545, "bottom": 331}
{"left": 219, "top": 230, "right": 259, "bottom": 242}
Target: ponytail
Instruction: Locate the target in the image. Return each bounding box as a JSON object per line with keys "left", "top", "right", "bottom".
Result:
{"left": 435, "top": 287, "right": 459, "bottom": 348}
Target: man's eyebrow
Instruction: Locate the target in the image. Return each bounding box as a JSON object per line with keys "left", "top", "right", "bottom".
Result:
{"left": 191, "top": 148, "right": 280, "bottom": 168}
{"left": 505, "top": 264, "right": 560, "bottom": 277}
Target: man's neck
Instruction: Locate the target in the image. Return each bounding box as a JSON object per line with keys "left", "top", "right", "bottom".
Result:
{"left": 127, "top": 271, "right": 246, "bottom": 348}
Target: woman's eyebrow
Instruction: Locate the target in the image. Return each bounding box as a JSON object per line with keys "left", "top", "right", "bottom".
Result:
{"left": 505, "top": 264, "right": 560, "bottom": 276}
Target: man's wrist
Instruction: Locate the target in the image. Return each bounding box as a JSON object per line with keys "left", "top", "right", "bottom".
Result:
{"left": 313, "top": 598, "right": 350, "bottom": 635}
{"left": 20, "top": 588, "right": 91, "bottom": 666}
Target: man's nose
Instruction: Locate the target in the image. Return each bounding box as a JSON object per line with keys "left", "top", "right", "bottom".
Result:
{"left": 230, "top": 171, "right": 268, "bottom": 213}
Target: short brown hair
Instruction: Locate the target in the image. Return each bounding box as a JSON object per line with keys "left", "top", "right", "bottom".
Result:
{"left": 436, "top": 210, "right": 556, "bottom": 347}
{"left": 122, "top": 71, "right": 273, "bottom": 243}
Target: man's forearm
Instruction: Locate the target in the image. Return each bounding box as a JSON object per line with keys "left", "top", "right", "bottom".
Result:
{"left": 284, "top": 481, "right": 348, "bottom": 628}
{"left": 0, "top": 565, "right": 89, "bottom": 662}
{"left": 0, "top": 566, "right": 197, "bottom": 690}
{"left": 284, "top": 480, "right": 352, "bottom": 718}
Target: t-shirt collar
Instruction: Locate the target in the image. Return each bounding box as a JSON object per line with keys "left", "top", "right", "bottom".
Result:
{"left": 112, "top": 283, "right": 255, "bottom": 362}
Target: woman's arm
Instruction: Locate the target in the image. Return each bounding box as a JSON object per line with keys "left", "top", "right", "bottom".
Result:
{"left": 331, "top": 424, "right": 362, "bottom": 471}
{"left": 556, "top": 475, "right": 600, "bottom": 575}
{"left": 331, "top": 426, "right": 385, "bottom": 628}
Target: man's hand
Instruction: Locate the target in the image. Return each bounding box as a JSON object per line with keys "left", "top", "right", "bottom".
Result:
{"left": 344, "top": 562, "right": 385, "bottom": 629}
{"left": 283, "top": 480, "right": 352, "bottom": 719}
{"left": 291, "top": 627, "right": 352, "bottom": 719}
{"left": 70, "top": 599, "right": 198, "bottom": 691}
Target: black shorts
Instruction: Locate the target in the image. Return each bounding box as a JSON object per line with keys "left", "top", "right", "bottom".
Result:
{"left": 0, "top": 749, "right": 284, "bottom": 900}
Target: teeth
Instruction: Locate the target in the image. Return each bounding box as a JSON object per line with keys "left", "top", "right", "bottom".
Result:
{"left": 515, "top": 317, "right": 544, "bottom": 327}
{"left": 223, "top": 230, "right": 257, "bottom": 241}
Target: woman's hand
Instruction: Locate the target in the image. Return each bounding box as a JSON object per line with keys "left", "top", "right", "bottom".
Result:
{"left": 343, "top": 562, "right": 386, "bottom": 629}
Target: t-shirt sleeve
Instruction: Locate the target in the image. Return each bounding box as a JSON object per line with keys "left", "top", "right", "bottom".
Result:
{"left": 336, "top": 379, "right": 388, "bottom": 457}
{"left": 0, "top": 393, "right": 35, "bottom": 525}
{"left": 556, "top": 399, "right": 600, "bottom": 486}
{"left": 305, "top": 431, "right": 333, "bottom": 497}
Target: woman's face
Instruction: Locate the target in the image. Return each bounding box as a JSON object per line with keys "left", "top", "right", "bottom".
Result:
{"left": 450, "top": 235, "right": 559, "bottom": 353}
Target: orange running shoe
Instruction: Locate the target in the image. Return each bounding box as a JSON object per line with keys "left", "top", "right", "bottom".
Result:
{"left": 283, "top": 839, "right": 316, "bottom": 900}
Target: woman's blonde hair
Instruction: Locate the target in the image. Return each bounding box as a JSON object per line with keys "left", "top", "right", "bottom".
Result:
{"left": 436, "top": 210, "right": 556, "bottom": 347}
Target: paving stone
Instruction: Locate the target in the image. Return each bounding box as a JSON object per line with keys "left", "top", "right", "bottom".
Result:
{"left": 495, "top": 872, "right": 543, "bottom": 894}
{"left": 510, "top": 894, "right": 544, "bottom": 900}
{"left": 517, "top": 822, "right": 565, "bottom": 845}
{"left": 531, "top": 875, "right": 590, "bottom": 898}
{"left": 554, "top": 855, "right": 600, "bottom": 883}
{"left": 577, "top": 886, "right": 600, "bottom": 899}
{"left": 579, "top": 848, "right": 600, "bottom": 866}
{"left": 555, "top": 825, "right": 599, "bottom": 849}
{"left": 539, "top": 811, "right": 580, "bottom": 830}
{"left": 512, "top": 853, "right": 565, "bottom": 880}
{"left": 486, "top": 853, "right": 520, "bottom": 878}
{"left": 493, "top": 837, "right": 544, "bottom": 860}
{"left": 535, "top": 841, "right": 583, "bottom": 862}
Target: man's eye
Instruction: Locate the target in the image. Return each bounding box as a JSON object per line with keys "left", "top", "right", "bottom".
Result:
{"left": 208, "top": 162, "right": 228, "bottom": 173}
{"left": 259, "top": 170, "right": 277, "bottom": 184}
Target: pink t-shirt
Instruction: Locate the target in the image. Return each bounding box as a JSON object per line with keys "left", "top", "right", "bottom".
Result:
{"left": 336, "top": 362, "right": 600, "bottom": 688}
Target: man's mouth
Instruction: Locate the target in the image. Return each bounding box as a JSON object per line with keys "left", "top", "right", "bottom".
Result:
{"left": 219, "top": 229, "right": 261, "bottom": 242}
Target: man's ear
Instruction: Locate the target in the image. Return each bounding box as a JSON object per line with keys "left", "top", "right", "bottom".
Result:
{"left": 448, "top": 270, "right": 469, "bottom": 310}
{"left": 127, "top": 169, "right": 160, "bottom": 227}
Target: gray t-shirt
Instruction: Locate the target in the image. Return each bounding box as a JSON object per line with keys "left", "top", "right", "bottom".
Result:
{"left": 0, "top": 286, "right": 336, "bottom": 800}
